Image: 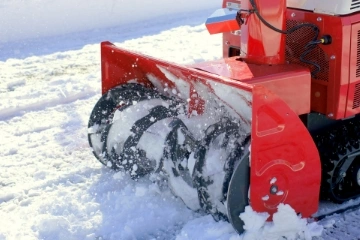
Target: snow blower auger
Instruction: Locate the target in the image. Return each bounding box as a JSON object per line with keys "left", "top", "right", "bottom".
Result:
{"left": 88, "top": 0, "right": 360, "bottom": 234}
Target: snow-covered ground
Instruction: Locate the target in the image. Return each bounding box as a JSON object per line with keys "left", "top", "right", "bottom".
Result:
{"left": 1, "top": 1, "right": 360, "bottom": 240}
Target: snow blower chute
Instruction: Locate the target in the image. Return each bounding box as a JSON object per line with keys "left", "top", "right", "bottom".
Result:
{"left": 88, "top": 0, "right": 360, "bottom": 234}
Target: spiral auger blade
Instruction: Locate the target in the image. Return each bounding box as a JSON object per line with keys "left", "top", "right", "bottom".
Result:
{"left": 87, "top": 83, "right": 186, "bottom": 172}
{"left": 105, "top": 104, "right": 183, "bottom": 177}
{"left": 158, "top": 117, "right": 251, "bottom": 214}
{"left": 192, "top": 117, "right": 250, "bottom": 221}
{"left": 160, "top": 118, "right": 202, "bottom": 210}
{"left": 89, "top": 82, "right": 252, "bottom": 217}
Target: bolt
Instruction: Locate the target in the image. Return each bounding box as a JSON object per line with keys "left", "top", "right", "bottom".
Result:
{"left": 330, "top": 55, "right": 336, "bottom": 60}
{"left": 317, "top": 17, "right": 322, "bottom": 22}
{"left": 340, "top": 172, "right": 346, "bottom": 178}
{"left": 291, "top": 13, "right": 296, "bottom": 17}
{"left": 262, "top": 195, "right": 270, "bottom": 201}
{"left": 270, "top": 177, "right": 277, "bottom": 184}
{"left": 328, "top": 113, "right": 334, "bottom": 118}
{"left": 225, "top": 41, "right": 230, "bottom": 45}
{"left": 270, "top": 185, "right": 278, "bottom": 195}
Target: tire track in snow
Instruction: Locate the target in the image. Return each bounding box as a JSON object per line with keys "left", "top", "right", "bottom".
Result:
{"left": 0, "top": 167, "right": 98, "bottom": 205}
{"left": 0, "top": 85, "right": 97, "bottom": 120}
{"left": 316, "top": 209, "right": 360, "bottom": 239}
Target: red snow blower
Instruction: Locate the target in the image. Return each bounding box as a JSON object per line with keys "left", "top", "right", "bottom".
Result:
{"left": 88, "top": 0, "right": 360, "bottom": 234}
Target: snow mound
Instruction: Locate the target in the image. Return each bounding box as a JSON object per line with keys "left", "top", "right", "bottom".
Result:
{"left": 240, "top": 204, "right": 323, "bottom": 240}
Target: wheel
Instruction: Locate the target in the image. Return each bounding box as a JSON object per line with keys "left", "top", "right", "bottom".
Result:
{"left": 328, "top": 150, "right": 360, "bottom": 202}
{"left": 313, "top": 117, "right": 360, "bottom": 202}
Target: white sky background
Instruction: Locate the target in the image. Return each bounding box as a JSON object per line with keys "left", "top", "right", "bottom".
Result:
{"left": 0, "top": 0, "right": 219, "bottom": 43}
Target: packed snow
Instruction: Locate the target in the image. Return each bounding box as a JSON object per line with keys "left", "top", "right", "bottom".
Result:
{"left": 1, "top": 1, "right": 360, "bottom": 240}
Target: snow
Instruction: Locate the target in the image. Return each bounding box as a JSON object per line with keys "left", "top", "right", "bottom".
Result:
{"left": 1, "top": 0, "right": 360, "bottom": 239}
{"left": 239, "top": 204, "right": 323, "bottom": 240}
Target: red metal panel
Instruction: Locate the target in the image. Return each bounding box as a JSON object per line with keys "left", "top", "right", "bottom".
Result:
{"left": 284, "top": 10, "right": 360, "bottom": 119}
{"left": 206, "top": 20, "right": 240, "bottom": 35}
{"left": 100, "top": 41, "right": 254, "bottom": 99}
{"left": 250, "top": 84, "right": 321, "bottom": 218}
{"left": 191, "top": 57, "right": 311, "bottom": 115}
{"left": 224, "top": 8, "right": 360, "bottom": 119}
{"left": 101, "top": 42, "right": 150, "bottom": 94}
{"left": 345, "top": 22, "right": 360, "bottom": 117}
{"left": 222, "top": 32, "right": 241, "bottom": 58}
{"left": 241, "top": 0, "right": 286, "bottom": 64}
{"left": 249, "top": 70, "right": 311, "bottom": 116}
{"left": 221, "top": 0, "right": 242, "bottom": 58}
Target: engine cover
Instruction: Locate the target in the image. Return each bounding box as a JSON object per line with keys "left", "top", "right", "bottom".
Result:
{"left": 287, "top": 0, "right": 359, "bottom": 15}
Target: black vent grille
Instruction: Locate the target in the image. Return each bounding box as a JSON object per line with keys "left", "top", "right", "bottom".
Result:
{"left": 285, "top": 20, "right": 330, "bottom": 82}
{"left": 351, "top": 0, "right": 360, "bottom": 10}
{"left": 353, "top": 83, "right": 360, "bottom": 109}
{"left": 357, "top": 30, "right": 360, "bottom": 78}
